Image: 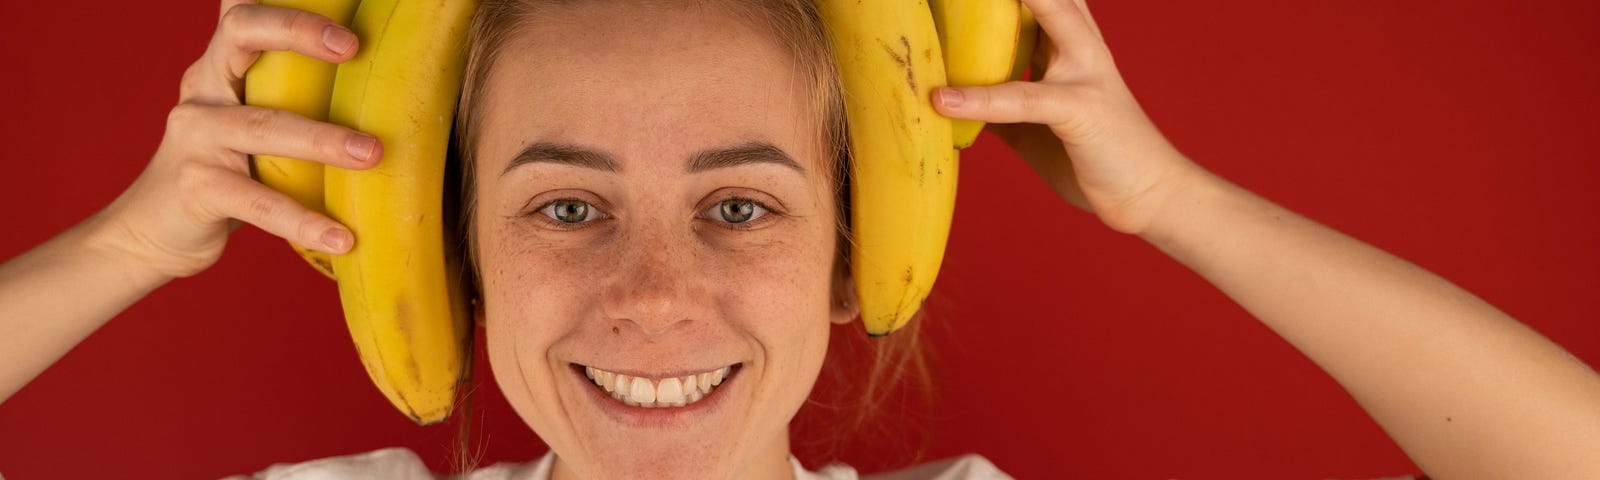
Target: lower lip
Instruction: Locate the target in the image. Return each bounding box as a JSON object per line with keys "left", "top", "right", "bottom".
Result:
{"left": 571, "top": 364, "right": 740, "bottom": 429}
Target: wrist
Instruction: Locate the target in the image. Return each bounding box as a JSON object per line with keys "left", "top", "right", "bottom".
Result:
{"left": 1094, "top": 149, "right": 1211, "bottom": 238}
{"left": 74, "top": 209, "right": 180, "bottom": 291}
{"left": 1131, "top": 160, "right": 1219, "bottom": 245}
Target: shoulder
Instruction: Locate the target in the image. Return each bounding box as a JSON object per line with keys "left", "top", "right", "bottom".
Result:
{"left": 797, "top": 454, "right": 1012, "bottom": 480}
{"left": 219, "top": 447, "right": 552, "bottom": 480}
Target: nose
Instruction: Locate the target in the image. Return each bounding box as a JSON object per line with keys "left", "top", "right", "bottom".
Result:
{"left": 599, "top": 226, "right": 707, "bottom": 336}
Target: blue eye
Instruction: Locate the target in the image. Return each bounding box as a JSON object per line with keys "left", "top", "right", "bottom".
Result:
{"left": 539, "top": 199, "right": 604, "bottom": 224}
{"left": 705, "top": 198, "right": 768, "bottom": 224}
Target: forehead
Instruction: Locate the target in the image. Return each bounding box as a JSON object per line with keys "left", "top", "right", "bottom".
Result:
{"left": 475, "top": 2, "right": 821, "bottom": 175}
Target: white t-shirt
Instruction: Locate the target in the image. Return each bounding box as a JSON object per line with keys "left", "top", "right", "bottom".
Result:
{"left": 219, "top": 446, "right": 1014, "bottom": 480}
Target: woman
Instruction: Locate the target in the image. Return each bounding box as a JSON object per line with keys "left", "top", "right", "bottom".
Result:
{"left": 1, "top": 0, "right": 1596, "bottom": 478}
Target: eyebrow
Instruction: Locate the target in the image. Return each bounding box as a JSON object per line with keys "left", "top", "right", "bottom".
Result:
{"left": 499, "top": 141, "right": 804, "bottom": 177}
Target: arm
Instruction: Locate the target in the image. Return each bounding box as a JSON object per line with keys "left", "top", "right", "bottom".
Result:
{"left": 0, "top": 213, "right": 171, "bottom": 404}
{"left": 934, "top": 0, "right": 1600, "bottom": 477}
{"left": 1143, "top": 162, "right": 1600, "bottom": 479}
{"left": 0, "top": 3, "right": 374, "bottom": 407}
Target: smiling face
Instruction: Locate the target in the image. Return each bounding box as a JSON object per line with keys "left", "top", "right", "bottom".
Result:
{"left": 467, "top": 2, "right": 853, "bottom": 479}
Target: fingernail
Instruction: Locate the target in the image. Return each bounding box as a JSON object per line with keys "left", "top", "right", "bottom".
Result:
{"left": 322, "top": 227, "right": 352, "bottom": 252}
{"left": 939, "top": 88, "right": 965, "bottom": 107}
{"left": 346, "top": 134, "right": 377, "bottom": 162}
{"left": 323, "top": 25, "right": 356, "bottom": 55}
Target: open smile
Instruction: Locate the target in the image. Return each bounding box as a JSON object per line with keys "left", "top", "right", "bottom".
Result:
{"left": 570, "top": 363, "right": 743, "bottom": 409}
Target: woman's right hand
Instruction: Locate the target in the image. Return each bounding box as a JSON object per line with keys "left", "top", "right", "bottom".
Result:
{"left": 94, "top": 0, "right": 381, "bottom": 280}
{"left": 932, "top": 0, "right": 1197, "bottom": 237}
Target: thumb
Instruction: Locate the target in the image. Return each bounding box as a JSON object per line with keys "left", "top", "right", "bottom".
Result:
{"left": 933, "top": 83, "right": 1076, "bottom": 127}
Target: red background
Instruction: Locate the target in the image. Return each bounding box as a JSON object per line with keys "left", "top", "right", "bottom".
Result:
{"left": 2, "top": 0, "right": 1596, "bottom": 478}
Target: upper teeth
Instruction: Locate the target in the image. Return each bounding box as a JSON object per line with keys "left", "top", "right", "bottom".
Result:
{"left": 584, "top": 365, "right": 730, "bottom": 408}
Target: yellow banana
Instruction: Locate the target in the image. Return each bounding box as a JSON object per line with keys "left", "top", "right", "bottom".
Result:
{"left": 1009, "top": 3, "right": 1038, "bottom": 82}
{"left": 243, "top": 0, "right": 361, "bottom": 280}
{"left": 929, "top": 0, "right": 1021, "bottom": 149}
{"left": 324, "top": 0, "right": 477, "bottom": 425}
{"left": 817, "top": 0, "right": 957, "bottom": 336}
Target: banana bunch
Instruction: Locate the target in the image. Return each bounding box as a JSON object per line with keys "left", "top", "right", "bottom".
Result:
{"left": 817, "top": 0, "right": 955, "bottom": 336}
{"left": 819, "top": 0, "right": 1032, "bottom": 335}
{"left": 245, "top": 0, "right": 360, "bottom": 279}
{"left": 1010, "top": 4, "right": 1039, "bottom": 82}
{"left": 245, "top": 0, "right": 477, "bottom": 425}
{"left": 929, "top": 0, "right": 1023, "bottom": 149}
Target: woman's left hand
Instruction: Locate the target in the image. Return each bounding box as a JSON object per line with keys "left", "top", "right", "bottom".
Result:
{"left": 933, "top": 0, "right": 1199, "bottom": 236}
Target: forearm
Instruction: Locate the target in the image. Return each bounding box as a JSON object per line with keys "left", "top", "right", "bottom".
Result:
{"left": 1140, "top": 164, "right": 1600, "bottom": 479}
{"left": 0, "top": 211, "right": 171, "bottom": 405}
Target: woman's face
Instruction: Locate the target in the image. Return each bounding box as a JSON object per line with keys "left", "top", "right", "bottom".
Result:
{"left": 471, "top": 2, "right": 854, "bottom": 478}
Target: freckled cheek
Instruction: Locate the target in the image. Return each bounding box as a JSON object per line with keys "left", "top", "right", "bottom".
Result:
{"left": 707, "top": 236, "right": 834, "bottom": 416}
{"left": 482, "top": 228, "right": 607, "bottom": 334}
{"left": 707, "top": 234, "right": 836, "bottom": 334}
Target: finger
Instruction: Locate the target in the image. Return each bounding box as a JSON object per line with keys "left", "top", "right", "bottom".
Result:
{"left": 933, "top": 81, "right": 1082, "bottom": 127}
{"left": 184, "top": 0, "right": 256, "bottom": 104}
{"left": 1069, "top": 0, "right": 1104, "bottom": 42}
{"left": 198, "top": 4, "right": 359, "bottom": 103}
{"left": 206, "top": 173, "right": 354, "bottom": 254}
{"left": 1028, "top": 29, "right": 1055, "bottom": 79}
{"left": 217, "top": 3, "right": 359, "bottom": 66}
{"left": 219, "top": 0, "right": 256, "bottom": 21}
{"left": 180, "top": 103, "right": 382, "bottom": 170}
{"left": 1019, "top": 0, "right": 1101, "bottom": 62}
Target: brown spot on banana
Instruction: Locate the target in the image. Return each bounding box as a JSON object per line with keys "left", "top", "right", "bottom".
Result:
{"left": 880, "top": 39, "right": 908, "bottom": 69}
{"left": 393, "top": 297, "right": 425, "bottom": 389}
{"left": 889, "top": 89, "right": 911, "bottom": 132}
{"left": 900, "top": 36, "right": 916, "bottom": 94}
{"left": 878, "top": 36, "right": 918, "bottom": 94}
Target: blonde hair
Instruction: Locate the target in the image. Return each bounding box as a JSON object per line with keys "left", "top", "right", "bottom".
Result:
{"left": 445, "top": 0, "right": 935, "bottom": 474}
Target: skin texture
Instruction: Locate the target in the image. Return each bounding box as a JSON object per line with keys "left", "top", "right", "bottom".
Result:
{"left": 469, "top": 3, "right": 854, "bottom": 479}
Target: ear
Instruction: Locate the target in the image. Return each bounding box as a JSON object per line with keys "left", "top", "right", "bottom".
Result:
{"left": 829, "top": 272, "right": 860, "bottom": 325}
{"left": 473, "top": 297, "right": 487, "bottom": 328}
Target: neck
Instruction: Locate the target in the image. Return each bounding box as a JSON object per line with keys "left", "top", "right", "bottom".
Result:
{"left": 549, "top": 429, "right": 795, "bottom": 480}
{"left": 747, "top": 427, "right": 796, "bottom": 480}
